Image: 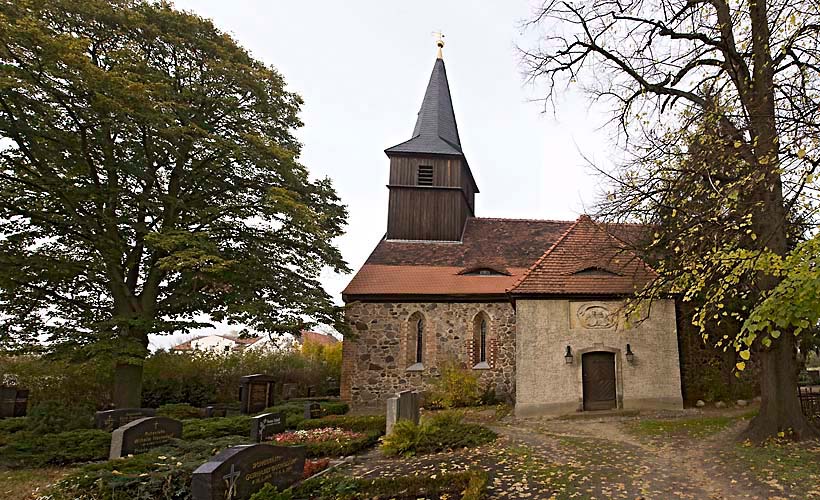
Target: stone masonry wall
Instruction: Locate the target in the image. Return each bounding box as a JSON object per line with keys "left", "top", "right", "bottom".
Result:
{"left": 341, "top": 301, "right": 516, "bottom": 409}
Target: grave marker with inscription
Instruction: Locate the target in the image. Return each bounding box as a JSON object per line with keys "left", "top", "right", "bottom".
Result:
{"left": 250, "top": 412, "right": 284, "bottom": 442}
{"left": 239, "top": 374, "right": 276, "bottom": 414}
{"left": 303, "top": 402, "right": 322, "bottom": 419}
{"left": 191, "top": 444, "right": 306, "bottom": 500}
{"left": 386, "top": 390, "right": 419, "bottom": 435}
{"left": 95, "top": 408, "right": 157, "bottom": 432}
{"left": 109, "top": 416, "right": 182, "bottom": 459}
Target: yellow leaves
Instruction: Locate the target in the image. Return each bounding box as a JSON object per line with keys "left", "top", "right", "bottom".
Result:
{"left": 739, "top": 350, "right": 750, "bottom": 360}
{"left": 734, "top": 140, "right": 742, "bottom": 149}
{"left": 736, "top": 361, "right": 746, "bottom": 371}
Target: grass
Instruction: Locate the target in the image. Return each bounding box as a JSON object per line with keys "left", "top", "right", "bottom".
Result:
{"left": 734, "top": 438, "right": 820, "bottom": 495}
{"left": 626, "top": 416, "right": 735, "bottom": 438}
{"left": 0, "top": 466, "right": 76, "bottom": 500}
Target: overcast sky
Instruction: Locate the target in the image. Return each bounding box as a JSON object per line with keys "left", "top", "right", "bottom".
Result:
{"left": 154, "top": 1, "right": 616, "bottom": 348}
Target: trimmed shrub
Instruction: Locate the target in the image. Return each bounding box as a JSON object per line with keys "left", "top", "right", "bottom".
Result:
{"left": 27, "top": 400, "right": 95, "bottom": 434}
{"left": 274, "top": 470, "right": 489, "bottom": 500}
{"left": 0, "top": 355, "right": 113, "bottom": 409}
{"left": 427, "top": 360, "right": 483, "bottom": 409}
{"left": 0, "top": 428, "right": 109, "bottom": 467}
{"left": 297, "top": 415, "right": 385, "bottom": 434}
{"left": 381, "top": 411, "right": 496, "bottom": 457}
{"left": 261, "top": 400, "right": 349, "bottom": 429}
{"left": 0, "top": 417, "right": 28, "bottom": 446}
{"left": 182, "top": 415, "right": 250, "bottom": 440}
{"left": 157, "top": 403, "right": 203, "bottom": 420}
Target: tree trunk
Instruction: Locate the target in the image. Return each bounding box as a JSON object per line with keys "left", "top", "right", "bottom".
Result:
{"left": 742, "top": 333, "right": 819, "bottom": 441}
{"left": 113, "top": 362, "right": 144, "bottom": 409}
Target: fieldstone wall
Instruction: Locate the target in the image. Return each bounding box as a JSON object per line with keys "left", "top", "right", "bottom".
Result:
{"left": 515, "top": 298, "right": 683, "bottom": 416}
{"left": 341, "top": 301, "right": 516, "bottom": 409}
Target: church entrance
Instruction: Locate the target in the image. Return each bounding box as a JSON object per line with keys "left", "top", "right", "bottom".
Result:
{"left": 582, "top": 351, "right": 617, "bottom": 411}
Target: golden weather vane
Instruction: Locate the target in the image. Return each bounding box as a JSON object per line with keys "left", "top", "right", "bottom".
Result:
{"left": 432, "top": 31, "right": 445, "bottom": 59}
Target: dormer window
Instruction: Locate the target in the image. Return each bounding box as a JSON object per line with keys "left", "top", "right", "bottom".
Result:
{"left": 459, "top": 267, "right": 510, "bottom": 276}
{"left": 417, "top": 165, "right": 434, "bottom": 186}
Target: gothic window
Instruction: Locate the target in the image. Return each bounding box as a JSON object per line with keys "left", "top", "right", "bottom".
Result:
{"left": 416, "top": 317, "right": 424, "bottom": 363}
{"left": 407, "top": 312, "right": 426, "bottom": 371}
{"left": 471, "top": 312, "right": 492, "bottom": 369}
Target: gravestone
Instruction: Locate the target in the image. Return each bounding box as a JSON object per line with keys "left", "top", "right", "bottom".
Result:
{"left": 303, "top": 402, "right": 322, "bottom": 419}
{"left": 109, "top": 416, "right": 183, "bottom": 459}
{"left": 0, "top": 386, "right": 27, "bottom": 418}
{"left": 385, "top": 396, "right": 399, "bottom": 435}
{"left": 191, "top": 444, "right": 306, "bottom": 500}
{"left": 386, "top": 390, "right": 420, "bottom": 435}
{"left": 239, "top": 374, "right": 276, "bottom": 414}
{"left": 250, "top": 412, "right": 284, "bottom": 443}
{"left": 281, "top": 383, "right": 298, "bottom": 400}
{"left": 95, "top": 408, "right": 157, "bottom": 431}
{"left": 204, "top": 405, "right": 227, "bottom": 418}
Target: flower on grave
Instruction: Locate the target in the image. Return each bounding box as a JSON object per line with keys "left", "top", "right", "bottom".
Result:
{"left": 271, "top": 427, "right": 366, "bottom": 445}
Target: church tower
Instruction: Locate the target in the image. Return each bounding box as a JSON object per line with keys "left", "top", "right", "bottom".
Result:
{"left": 384, "top": 38, "right": 479, "bottom": 241}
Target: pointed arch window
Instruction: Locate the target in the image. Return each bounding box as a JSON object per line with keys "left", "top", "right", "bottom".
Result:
{"left": 416, "top": 317, "right": 424, "bottom": 363}
{"left": 479, "top": 318, "right": 487, "bottom": 363}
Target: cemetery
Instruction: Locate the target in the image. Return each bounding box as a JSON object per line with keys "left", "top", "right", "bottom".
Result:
{"left": 2, "top": 1, "right": 820, "bottom": 499}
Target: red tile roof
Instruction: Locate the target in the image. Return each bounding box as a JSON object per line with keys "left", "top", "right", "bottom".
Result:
{"left": 344, "top": 216, "right": 654, "bottom": 299}
{"left": 300, "top": 331, "right": 339, "bottom": 346}
{"left": 509, "top": 215, "right": 656, "bottom": 296}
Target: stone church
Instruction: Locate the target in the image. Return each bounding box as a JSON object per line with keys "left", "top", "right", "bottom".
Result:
{"left": 341, "top": 44, "right": 684, "bottom": 416}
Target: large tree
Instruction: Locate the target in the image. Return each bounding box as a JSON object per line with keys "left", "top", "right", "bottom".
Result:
{"left": 522, "top": 0, "right": 820, "bottom": 439}
{"left": 0, "top": 0, "right": 349, "bottom": 407}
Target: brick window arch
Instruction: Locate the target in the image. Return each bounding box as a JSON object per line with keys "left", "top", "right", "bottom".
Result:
{"left": 406, "top": 312, "right": 426, "bottom": 370}
{"left": 469, "top": 311, "right": 494, "bottom": 369}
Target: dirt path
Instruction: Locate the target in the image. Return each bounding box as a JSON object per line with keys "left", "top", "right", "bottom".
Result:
{"left": 496, "top": 414, "right": 789, "bottom": 499}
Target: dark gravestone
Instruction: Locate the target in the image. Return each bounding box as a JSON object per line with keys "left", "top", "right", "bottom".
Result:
{"left": 95, "top": 408, "right": 157, "bottom": 432}
{"left": 303, "top": 402, "right": 322, "bottom": 419}
{"left": 204, "top": 405, "right": 227, "bottom": 418}
{"left": 239, "top": 374, "right": 276, "bottom": 414}
{"left": 250, "top": 412, "right": 284, "bottom": 443}
{"left": 0, "top": 387, "right": 28, "bottom": 418}
{"left": 281, "top": 383, "right": 298, "bottom": 400}
{"left": 191, "top": 444, "right": 306, "bottom": 500}
{"left": 109, "top": 416, "right": 183, "bottom": 459}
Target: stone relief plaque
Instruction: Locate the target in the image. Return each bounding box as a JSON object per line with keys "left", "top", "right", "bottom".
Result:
{"left": 572, "top": 303, "right": 617, "bottom": 329}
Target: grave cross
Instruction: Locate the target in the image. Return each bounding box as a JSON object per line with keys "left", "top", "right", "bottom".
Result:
{"left": 222, "top": 464, "right": 241, "bottom": 500}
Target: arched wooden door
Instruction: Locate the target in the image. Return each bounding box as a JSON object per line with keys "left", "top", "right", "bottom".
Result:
{"left": 582, "top": 352, "right": 617, "bottom": 411}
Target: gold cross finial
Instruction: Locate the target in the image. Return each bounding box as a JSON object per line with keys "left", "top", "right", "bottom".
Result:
{"left": 433, "top": 31, "right": 445, "bottom": 59}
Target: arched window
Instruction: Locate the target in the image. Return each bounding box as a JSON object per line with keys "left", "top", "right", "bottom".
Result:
{"left": 406, "top": 312, "right": 426, "bottom": 370}
{"left": 479, "top": 318, "right": 487, "bottom": 363}
{"left": 471, "top": 312, "right": 492, "bottom": 368}
{"left": 416, "top": 316, "right": 424, "bottom": 363}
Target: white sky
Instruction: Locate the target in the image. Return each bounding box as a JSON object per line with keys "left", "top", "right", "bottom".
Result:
{"left": 154, "top": 1, "right": 617, "bottom": 349}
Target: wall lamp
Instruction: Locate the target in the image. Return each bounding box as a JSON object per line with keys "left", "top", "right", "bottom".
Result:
{"left": 564, "top": 345, "right": 574, "bottom": 364}
{"left": 626, "top": 344, "right": 635, "bottom": 364}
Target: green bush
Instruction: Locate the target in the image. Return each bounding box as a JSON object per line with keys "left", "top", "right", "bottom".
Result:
{"left": 27, "top": 400, "right": 95, "bottom": 434}
{"left": 157, "top": 403, "right": 203, "bottom": 420}
{"left": 182, "top": 415, "right": 251, "bottom": 440}
{"left": 142, "top": 347, "right": 341, "bottom": 408}
{"left": 427, "top": 360, "right": 483, "bottom": 409}
{"left": 52, "top": 436, "right": 249, "bottom": 500}
{"left": 381, "top": 411, "right": 496, "bottom": 457}
{"left": 297, "top": 415, "right": 385, "bottom": 434}
{"left": 0, "top": 417, "right": 28, "bottom": 446}
{"left": 0, "top": 428, "right": 109, "bottom": 467}
{"left": 303, "top": 431, "right": 381, "bottom": 458}
{"left": 260, "top": 400, "right": 349, "bottom": 430}
{"left": 0, "top": 355, "right": 114, "bottom": 409}
{"left": 279, "top": 470, "right": 488, "bottom": 500}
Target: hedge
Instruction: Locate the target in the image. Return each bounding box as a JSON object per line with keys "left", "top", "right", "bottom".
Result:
{"left": 273, "top": 470, "right": 489, "bottom": 500}
{"left": 381, "top": 411, "right": 497, "bottom": 457}
{"left": 0, "top": 428, "right": 110, "bottom": 467}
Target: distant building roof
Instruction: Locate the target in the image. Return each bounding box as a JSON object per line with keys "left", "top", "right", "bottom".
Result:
{"left": 300, "top": 331, "right": 339, "bottom": 346}
{"left": 171, "top": 330, "right": 337, "bottom": 352}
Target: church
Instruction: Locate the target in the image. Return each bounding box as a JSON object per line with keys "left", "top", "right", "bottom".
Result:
{"left": 340, "top": 42, "right": 684, "bottom": 416}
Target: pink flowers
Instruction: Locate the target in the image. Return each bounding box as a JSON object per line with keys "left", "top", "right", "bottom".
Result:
{"left": 271, "top": 427, "right": 366, "bottom": 445}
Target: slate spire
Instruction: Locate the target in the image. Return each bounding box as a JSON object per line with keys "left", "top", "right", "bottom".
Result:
{"left": 385, "top": 47, "right": 463, "bottom": 156}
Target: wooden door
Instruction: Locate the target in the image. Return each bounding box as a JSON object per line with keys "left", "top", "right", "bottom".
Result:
{"left": 582, "top": 352, "right": 617, "bottom": 411}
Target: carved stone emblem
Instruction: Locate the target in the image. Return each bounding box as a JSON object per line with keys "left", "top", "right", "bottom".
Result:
{"left": 577, "top": 304, "right": 615, "bottom": 329}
